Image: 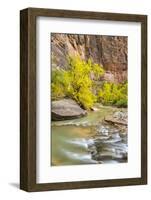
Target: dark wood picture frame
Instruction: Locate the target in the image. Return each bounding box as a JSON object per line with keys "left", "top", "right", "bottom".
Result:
{"left": 20, "top": 7, "right": 147, "bottom": 192}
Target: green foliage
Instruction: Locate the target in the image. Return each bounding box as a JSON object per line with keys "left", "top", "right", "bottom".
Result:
{"left": 97, "top": 82, "right": 127, "bottom": 107}
{"left": 51, "top": 56, "right": 104, "bottom": 109}
{"left": 51, "top": 69, "right": 66, "bottom": 100}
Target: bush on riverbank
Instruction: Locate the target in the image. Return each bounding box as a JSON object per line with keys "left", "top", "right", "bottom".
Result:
{"left": 97, "top": 82, "right": 127, "bottom": 107}
{"left": 51, "top": 69, "right": 66, "bottom": 99}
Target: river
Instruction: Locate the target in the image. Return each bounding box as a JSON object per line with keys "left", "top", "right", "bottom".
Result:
{"left": 51, "top": 105, "right": 128, "bottom": 166}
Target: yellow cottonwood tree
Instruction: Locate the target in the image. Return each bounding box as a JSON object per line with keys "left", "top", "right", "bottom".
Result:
{"left": 51, "top": 56, "right": 104, "bottom": 109}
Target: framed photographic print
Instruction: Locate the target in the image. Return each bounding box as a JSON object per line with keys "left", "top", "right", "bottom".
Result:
{"left": 20, "top": 8, "right": 147, "bottom": 191}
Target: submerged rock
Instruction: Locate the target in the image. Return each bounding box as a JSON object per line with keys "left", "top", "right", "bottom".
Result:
{"left": 52, "top": 99, "right": 87, "bottom": 121}
{"left": 96, "top": 125, "right": 109, "bottom": 136}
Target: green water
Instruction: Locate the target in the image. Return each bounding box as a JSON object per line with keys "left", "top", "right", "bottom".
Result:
{"left": 51, "top": 106, "right": 127, "bottom": 166}
{"left": 52, "top": 105, "right": 118, "bottom": 127}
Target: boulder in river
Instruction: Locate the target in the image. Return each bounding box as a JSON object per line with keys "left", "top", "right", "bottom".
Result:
{"left": 52, "top": 99, "right": 87, "bottom": 121}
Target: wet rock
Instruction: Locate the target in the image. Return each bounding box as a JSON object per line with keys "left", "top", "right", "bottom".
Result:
{"left": 96, "top": 125, "right": 109, "bottom": 136}
{"left": 92, "top": 151, "right": 125, "bottom": 161}
{"left": 52, "top": 99, "right": 87, "bottom": 121}
{"left": 113, "top": 111, "right": 127, "bottom": 121}
{"left": 95, "top": 124, "right": 120, "bottom": 136}
{"left": 91, "top": 107, "right": 99, "bottom": 111}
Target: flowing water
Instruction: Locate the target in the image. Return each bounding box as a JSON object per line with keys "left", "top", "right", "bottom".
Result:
{"left": 51, "top": 106, "right": 127, "bottom": 166}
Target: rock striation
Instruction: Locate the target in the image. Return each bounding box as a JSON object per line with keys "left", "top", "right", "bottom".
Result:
{"left": 51, "top": 33, "right": 127, "bottom": 83}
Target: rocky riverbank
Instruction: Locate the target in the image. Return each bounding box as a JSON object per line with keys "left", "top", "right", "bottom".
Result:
{"left": 88, "top": 110, "right": 127, "bottom": 163}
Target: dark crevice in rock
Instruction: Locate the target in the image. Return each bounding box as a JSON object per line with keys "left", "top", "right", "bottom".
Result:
{"left": 51, "top": 33, "right": 127, "bottom": 83}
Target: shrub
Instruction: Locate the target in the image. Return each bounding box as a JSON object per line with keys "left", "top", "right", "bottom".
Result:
{"left": 51, "top": 69, "right": 66, "bottom": 100}
{"left": 97, "top": 82, "right": 127, "bottom": 107}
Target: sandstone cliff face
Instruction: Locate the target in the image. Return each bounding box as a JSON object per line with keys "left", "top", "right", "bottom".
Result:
{"left": 51, "top": 33, "right": 127, "bottom": 83}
